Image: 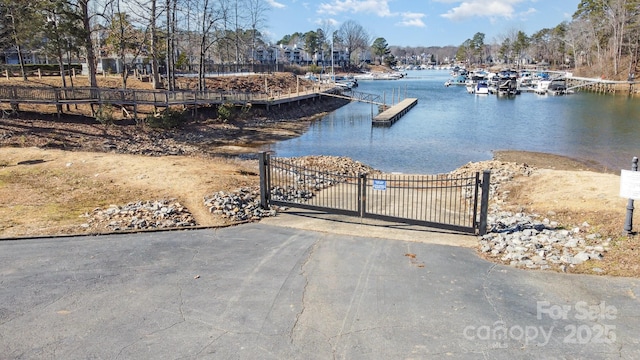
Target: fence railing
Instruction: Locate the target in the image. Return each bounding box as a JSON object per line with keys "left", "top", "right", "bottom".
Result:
{"left": 259, "top": 152, "right": 491, "bottom": 234}
{"left": 0, "top": 83, "right": 334, "bottom": 106}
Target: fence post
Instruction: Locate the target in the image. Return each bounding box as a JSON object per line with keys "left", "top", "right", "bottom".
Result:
{"left": 259, "top": 152, "right": 270, "bottom": 209}
{"left": 358, "top": 173, "right": 367, "bottom": 218}
{"left": 624, "top": 157, "right": 638, "bottom": 235}
{"left": 478, "top": 170, "right": 491, "bottom": 236}
{"left": 54, "top": 89, "right": 62, "bottom": 117}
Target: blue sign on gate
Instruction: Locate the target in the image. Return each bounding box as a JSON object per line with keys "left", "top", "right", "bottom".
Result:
{"left": 373, "top": 179, "right": 387, "bottom": 191}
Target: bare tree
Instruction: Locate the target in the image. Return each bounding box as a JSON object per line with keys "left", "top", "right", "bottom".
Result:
{"left": 197, "top": 0, "right": 224, "bottom": 91}
{"left": 127, "top": 0, "right": 162, "bottom": 89}
{"left": 574, "top": 0, "right": 640, "bottom": 75}
{"left": 105, "top": 0, "right": 150, "bottom": 88}
{"left": 337, "top": 20, "right": 369, "bottom": 67}
{"left": 245, "top": 0, "right": 269, "bottom": 65}
{"left": 74, "top": 0, "right": 99, "bottom": 88}
{"left": 605, "top": 0, "right": 630, "bottom": 75}
{"left": 318, "top": 19, "right": 334, "bottom": 66}
{"left": 164, "top": 0, "right": 179, "bottom": 90}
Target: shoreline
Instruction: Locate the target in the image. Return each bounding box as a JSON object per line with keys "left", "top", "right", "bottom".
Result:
{"left": 492, "top": 150, "right": 618, "bottom": 175}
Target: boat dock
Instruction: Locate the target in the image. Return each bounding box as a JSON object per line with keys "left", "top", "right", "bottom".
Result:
{"left": 372, "top": 98, "right": 418, "bottom": 126}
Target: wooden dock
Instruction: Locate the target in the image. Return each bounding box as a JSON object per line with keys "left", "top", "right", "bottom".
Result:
{"left": 372, "top": 98, "right": 418, "bottom": 126}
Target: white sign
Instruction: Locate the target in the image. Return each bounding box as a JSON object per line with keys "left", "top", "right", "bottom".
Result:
{"left": 620, "top": 170, "right": 640, "bottom": 199}
{"left": 373, "top": 179, "right": 387, "bottom": 191}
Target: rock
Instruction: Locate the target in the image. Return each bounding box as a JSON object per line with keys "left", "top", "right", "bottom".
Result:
{"left": 81, "top": 199, "right": 196, "bottom": 232}
{"left": 574, "top": 252, "right": 591, "bottom": 263}
{"left": 473, "top": 161, "right": 606, "bottom": 272}
{"left": 204, "top": 187, "right": 277, "bottom": 222}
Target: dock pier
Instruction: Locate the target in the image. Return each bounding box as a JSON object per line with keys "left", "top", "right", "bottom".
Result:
{"left": 372, "top": 98, "right": 418, "bottom": 126}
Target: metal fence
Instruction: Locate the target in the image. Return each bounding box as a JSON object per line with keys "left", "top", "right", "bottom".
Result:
{"left": 259, "top": 153, "right": 491, "bottom": 234}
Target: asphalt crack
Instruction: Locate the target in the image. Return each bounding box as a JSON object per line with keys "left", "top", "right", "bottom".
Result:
{"left": 289, "top": 238, "right": 320, "bottom": 342}
{"left": 482, "top": 263, "right": 503, "bottom": 323}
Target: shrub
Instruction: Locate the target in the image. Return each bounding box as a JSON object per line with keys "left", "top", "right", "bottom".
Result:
{"left": 95, "top": 104, "right": 115, "bottom": 127}
{"left": 217, "top": 102, "right": 235, "bottom": 122}
{"left": 308, "top": 64, "right": 321, "bottom": 74}
{"left": 145, "top": 108, "right": 186, "bottom": 129}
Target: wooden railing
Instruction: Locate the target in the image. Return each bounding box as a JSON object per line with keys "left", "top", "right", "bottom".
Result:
{"left": 0, "top": 84, "right": 336, "bottom": 109}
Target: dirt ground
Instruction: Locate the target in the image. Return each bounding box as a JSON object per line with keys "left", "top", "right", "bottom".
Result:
{"left": 1, "top": 74, "right": 638, "bottom": 277}
{"left": 0, "top": 73, "right": 348, "bottom": 236}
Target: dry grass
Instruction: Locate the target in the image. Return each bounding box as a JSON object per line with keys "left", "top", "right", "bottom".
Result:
{"left": 0, "top": 147, "right": 260, "bottom": 237}
{"left": 500, "top": 168, "right": 640, "bottom": 277}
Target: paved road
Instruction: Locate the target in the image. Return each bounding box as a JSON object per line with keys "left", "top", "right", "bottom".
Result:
{"left": 1, "top": 222, "right": 640, "bottom": 359}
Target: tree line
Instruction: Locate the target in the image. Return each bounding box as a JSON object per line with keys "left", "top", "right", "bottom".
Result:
{"left": 0, "top": 0, "right": 394, "bottom": 91}
{"left": 2, "top": 0, "right": 636, "bottom": 91}
{"left": 0, "top": 0, "right": 279, "bottom": 90}
{"left": 452, "top": 0, "right": 640, "bottom": 78}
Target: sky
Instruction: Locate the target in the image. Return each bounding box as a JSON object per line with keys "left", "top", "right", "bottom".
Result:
{"left": 263, "top": 0, "right": 582, "bottom": 47}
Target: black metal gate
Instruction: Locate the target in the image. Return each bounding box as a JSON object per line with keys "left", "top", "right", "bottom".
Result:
{"left": 259, "top": 153, "right": 490, "bottom": 235}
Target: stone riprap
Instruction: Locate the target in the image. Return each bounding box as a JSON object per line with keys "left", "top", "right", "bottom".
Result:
{"left": 480, "top": 212, "right": 608, "bottom": 271}
{"left": 80, "top": 199, "right": 196, "bottom": 231}
{"left": 274, "top": 155, "right": 380, "bottom": 177}
{"left": 204, "top": 187, "right": 277, "bottom": 222}
{"left": 78, "top": 157, "right": 609, "bottom": 273}
{"left": 78, "top": 156, "right": 374, "bottom": 231}
{"left": 461, "top": 160, "right": 610, "bottom": 272}
{"left": 268, "top": 155, "right": 380, "bottom": 202}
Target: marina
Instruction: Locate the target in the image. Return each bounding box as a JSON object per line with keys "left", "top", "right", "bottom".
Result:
{"left": 265, "top": 69, "right": 640, "bottom": 174}
{"left": 445, "top": 66, "right": 639, "bottom": 96}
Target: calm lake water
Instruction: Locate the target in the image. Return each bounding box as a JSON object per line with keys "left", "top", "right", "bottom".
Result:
{"left": 263, "top": 70, "right": 640, "bottom": 174}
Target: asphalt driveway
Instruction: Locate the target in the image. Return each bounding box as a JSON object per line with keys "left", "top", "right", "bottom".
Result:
{"left": 1, "top": 223, "right": 639, "bottom": 359}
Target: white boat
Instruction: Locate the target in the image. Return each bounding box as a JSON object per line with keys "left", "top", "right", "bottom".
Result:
{"left": 465, "top": 79, "right": 476, "bottom": 94}
{"left": 323, "top": 75, "right": 355, "bottom": 89}
{"left": 547, "top": 79, "right": 567, "bottom": 95}
{"left": 496, "top": 77, "right": 519, "bottom": 96}
{"left": 353, "top": 73, "right": 375, "bottom": 80}
{"left": 534, "top": 80, "right": 551, "bottom": 95}
{"left": 475, "top": 81, "right": 489, "bottom": 95}
{"left": 372, "top": 72, "right": 404, "bottom": 80}
{"left": 304, "top": 72, "right": 318, "bottom": 82}
{"left": 518, "top": 76, "right": 536, "bottom": 92}
{"left": 353, "top": 72, "right": 404, "bottom": 80}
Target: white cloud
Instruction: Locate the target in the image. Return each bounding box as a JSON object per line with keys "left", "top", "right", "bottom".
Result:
{"left": 519, "top": 7, "right": 537, "bottom": 18}
{"left": 318, "top": 0, "right": 394, "bottom": 17}
{"left": 266, "top": 0, "right": 286, "bottom": 9}
{"left": 397, "top": 12, "right": 426, "bottom": 28}
{"left": 438, "top": 0, "right": 526, "bottom": 21}
{"left": 315, "top": 18, "right": 340, "bottom": 27}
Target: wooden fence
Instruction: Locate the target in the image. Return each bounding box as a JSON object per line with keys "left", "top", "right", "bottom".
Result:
{"left": 0, "top": 83, "right": 337, "bottom": 118}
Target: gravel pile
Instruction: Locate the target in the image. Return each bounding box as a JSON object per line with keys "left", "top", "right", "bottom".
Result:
{"left": 449, "top": 160, "right": 535, "bottom": 203}
{"left": 267, "top": 155, "right": 381, "bottom": 203}
{"left": 462, "top": 160, "right": 610, "bottom": 271}
{"left": 77, "top": 156, "right": 370, "bottom": 232}
{"left": 80, "top": 200, "right": 196, "bottom": 231}
{"left": 204, "top": 187, "right": 277, "bottom": 222}
{"left": 278, "top": 155, "right": 381, "bottom": 177}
